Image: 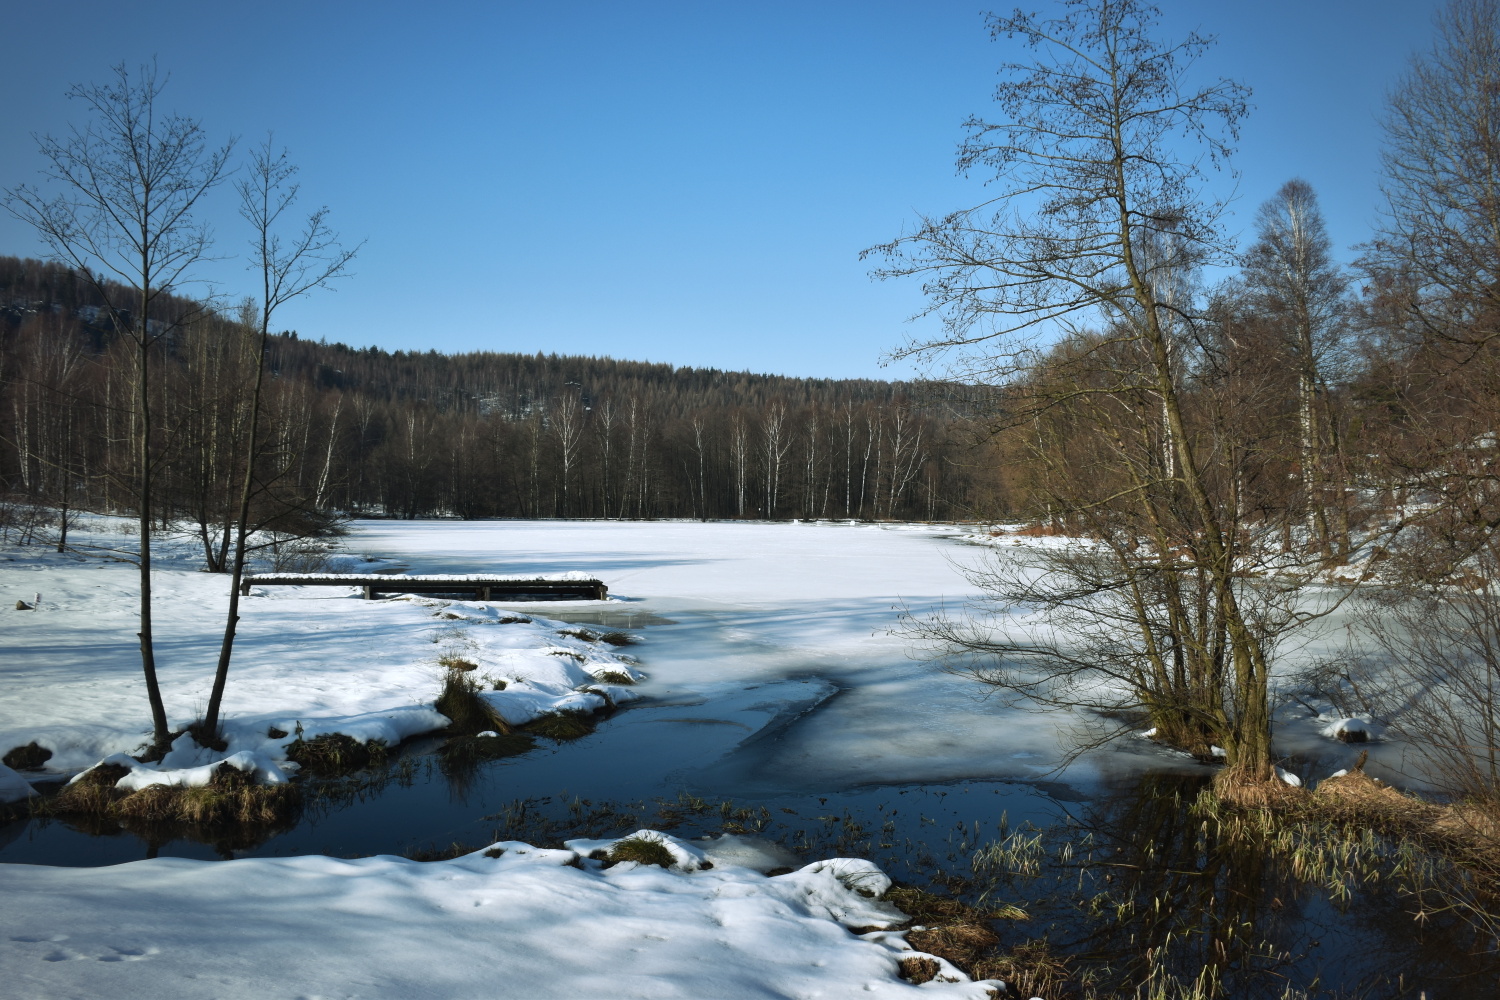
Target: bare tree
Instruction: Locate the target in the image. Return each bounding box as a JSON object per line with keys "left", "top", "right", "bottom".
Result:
{"left": 761, "top": 401, "right": 790, "bottom": 516}
{"left": 868, "top": 1, "right": 1308, "bottom": 779}
{"left": 1370, "top": 0, "right": 1500, "bottom": 355}
{"left": 6, "top": 62, "right": 232, "bottom": 749}
{"left": 1242, "top": 180, "right": 1353, "bottom": 555}
{"left": 553, "top": 388, "right": 584, "bottom": 517}
{"left": 200, "top": 139, "right": 357, "bottom": 740}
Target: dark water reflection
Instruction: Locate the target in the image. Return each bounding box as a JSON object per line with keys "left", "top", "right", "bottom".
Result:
{"left": 992, "top": 773, "right": 1500, "bottom": 998}
{"left": 4, "top": 706, "right": 1497, "bottom": 996}
{"left": 4, "top": 740, "right": 1497, "bottom": 995}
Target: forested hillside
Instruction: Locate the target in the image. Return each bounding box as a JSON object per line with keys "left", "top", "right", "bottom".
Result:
{"left": 0, "top": 256, "right": 1004, "bottom": 546}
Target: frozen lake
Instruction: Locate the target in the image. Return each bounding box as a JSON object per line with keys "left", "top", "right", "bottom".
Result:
{"left": 7, "top": 520, "right": 1490, "bottom": 996}
{"left": 351, "top": 519, "right": 1175, "bottom": 794}
{"left": 2, "top": 517, "right": 1387, "bottom": 868}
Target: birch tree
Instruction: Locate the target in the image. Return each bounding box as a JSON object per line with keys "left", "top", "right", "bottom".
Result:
{"left": 200, "top": 139, "right": 357, "bottom": 741}
{"left": 1242, "top": 180, "right": 1351, "bottom": 555}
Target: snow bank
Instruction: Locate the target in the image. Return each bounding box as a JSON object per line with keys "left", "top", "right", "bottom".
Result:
{"left": 1320, "top": 716, "right": 1382, "bottom": 741}
{"left": 0, "top": 835, "right": 1002, "bottom": 999}
{"left": 69, "top": 748, "right": 292, "bottom": 791}
{"left": 0, "top": 520, "right": 642, "bottom": 774}
{"left": 0, "top": 762, "right": 36, "bottom": 804}
{"left": 246, "top": 571, "right": 601, "bottom": 582}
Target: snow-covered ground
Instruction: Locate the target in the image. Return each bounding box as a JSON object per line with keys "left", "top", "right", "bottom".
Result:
{"left": 0, "top": 829, "right": 1000, "bottom": 999}
{"left": 2, "top": 517, "right": 1385, "bottom": 791}
{"left": 0, "top": 517, "right": 643, "bottom": 775}
{"left": 2, "top": 517, "right": 1034, "bottom": 997}
{"left": 0, "top": 515, "right": 1419, "bottom": 997}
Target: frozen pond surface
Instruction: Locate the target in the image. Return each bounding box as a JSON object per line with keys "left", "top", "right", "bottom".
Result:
{"left": 353, "top": 519, "right": 1250, "bottom": 795}
{"left": 3, "top": 519, "right": 1386, "bottom": 866}
{"left": 6, "top": 521, "right": 1494, "bottom": 996}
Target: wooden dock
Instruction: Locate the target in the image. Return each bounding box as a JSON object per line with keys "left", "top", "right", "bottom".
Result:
{"left": 241, "top": 573, "right": 608, "bottom": 601}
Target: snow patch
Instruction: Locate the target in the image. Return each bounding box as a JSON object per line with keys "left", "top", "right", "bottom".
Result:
{"left": 0, "top": 763, "right": 37, "bottom": 804}
{"left": 0, "top": 837, "right": 996, "bottom": 999}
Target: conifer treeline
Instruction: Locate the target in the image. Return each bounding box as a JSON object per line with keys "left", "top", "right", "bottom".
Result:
{"left": 0, "top": 256, "right": 1001, "bottom": 543}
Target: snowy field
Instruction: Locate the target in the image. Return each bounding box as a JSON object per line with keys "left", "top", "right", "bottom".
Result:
{"left": 0, "top": 516, "right": 1392, "bottom": 998}
{"left": 1, "top": 830, "right": 1001, "bottom": 999}
{"left": 1, "top": 517, "right": 1043, "bottom": 998}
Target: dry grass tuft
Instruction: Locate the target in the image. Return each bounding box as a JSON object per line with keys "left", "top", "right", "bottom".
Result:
{"left": 1211, "top": 770, "right": 1309, "bottom": 810}
{"left": 51, "top": 762, "right": 300, "bottom": 827}
{"left": 435, "top": 668, "right": 510, "bottom": 735}
{"left": 592, "top": 670, "right": 636, "bottom": 686}
{"left": 607, "top": 836, "right": 675, "bottom": 867}
{"left": 1312, "top": 769, "right": 1437, "bottom": 828}
{"left": 884, "top": 884, "right": 1024, "bottom": 925}
{"left": 897, "top": 956, "right": 941, "bottom": 984}
{"left": 439, "top": 731, "right": 536, "bottom": 765}
{"left": 405, "top": 841, "right": 477, "bottom": 862}
{"left": 906, "top": 924, "right": 1000, "bottom": 969}
{"left": 598, "top": 631, "right": 637, "bottom": 646}
{"left": 879, "top": 883, "right": 1044, "bottom": 991}
{"left": 1006, "top": 522, "right": 1066, "bottom": 537}
{"left": 3, "top": 741, "right": 53, "bottom": 770}
{"left": 437, "top": 654, "right": 478, "bottom": 671}
{"left": 50, "top": 763, "right": 130, "bottom": 814}
{"left": 523, "top": 711, "right": 597, "bottom": 741}
{"left": 285, "top": 733, "right": 389, "bottom": 776}
{"left": 971, "top": 939, "right": 1076, "bottom": 998}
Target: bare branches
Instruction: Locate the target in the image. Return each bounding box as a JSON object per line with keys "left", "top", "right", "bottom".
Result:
{"left": 865, "top": 0, "right": 1249, "bottom": 368}
{"left": 5, "top": 61, "right": 233, "bottom": 345}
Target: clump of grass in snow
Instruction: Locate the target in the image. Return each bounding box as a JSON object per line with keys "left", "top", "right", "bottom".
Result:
{"left": 879, "top": 883, "right": 1035, "bottom": 990}
{"left": 49, "top": 761, "right": 132, "bottom": 815}
{"left": 883, "top": 884, "right": 1026, "bottom": 925}
{"left": 523, "top": 711, "right": 597, "bottom": 741}
{"left": 592, "top": 670, "right": 636, "bottom": 685}
{"left": 607, "top": 836, "right": 675, "bottom": 867}
{"left": 435, "top": 667, "right": 509, "bottom": 735}
{"left": 896, "top": 956, "right": 941, "bottom": 984}
{"left": 970, "top": 939, "right": 1077, "bottom": 999}
{"left": 439, "top": 731, "right": 536, "bottom": 766}
{"left": 437, "top": 654, "right": 478, "bottom": 671}
{"left": 907, "top": 924, "right": 1000, "bottom": 972}
{"left": 405, "top": 841, "right": 477, "bottom": 862}
{"left": 3, "top": 741, "right": 53, "bottom": 770}
{"left": 598, "top": 630, "right": 637, "bottom": 646}
{"left": 285, "top": 733, "right": 389, "bottom": 777}
{"left": 112, "top": 764, "right": 301, "bottom": 825}
{"left": 49, "top": 761, "right": 300, "bottom": 826}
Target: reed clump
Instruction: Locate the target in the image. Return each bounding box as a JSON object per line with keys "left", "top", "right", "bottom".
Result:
{"left": 435, "top": 667, "right": 510, "bottom": 735}
{"left": 438, "top": 731, "right": 536, "bottom": 765}
{"left": 591, "top": 670, "right": 636, "bottom": 685}
{"left": 285, "top": 733, "right": 389, "bottom": 776}
{"left": 523, "top": 710, "right": 597, "bottom": 741}
{"left": 607, "top": 836, "right": 675, "bottom": 868}
{"left": 970, "top": 939, "right": 1077, "bottom": 998}
{"left": 896, "top": 955, "right": 942, "bottom": 984}
{"left": 49, "top": 761, "right": 132, "bottom": 814}
{"left": 49, "top": 761, "right": 300, "bottom": 826}
{"left": 3, "top": 741, "right": 53, "bottom": 770}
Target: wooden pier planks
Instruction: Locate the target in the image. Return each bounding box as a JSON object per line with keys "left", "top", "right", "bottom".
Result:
{"left": 241, "top": 573, "right": 608, "bottom": 601}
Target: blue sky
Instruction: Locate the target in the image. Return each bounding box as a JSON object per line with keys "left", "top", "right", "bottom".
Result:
{"left": 1, "top": 1, "right": 1445, "bottom": 380}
